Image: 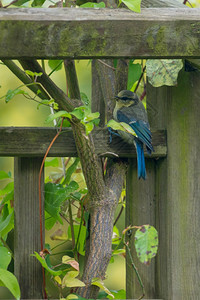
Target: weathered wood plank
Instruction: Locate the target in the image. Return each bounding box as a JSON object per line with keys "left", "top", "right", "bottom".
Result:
{"left": 126, "top": 159, "right": 156, "bottom": 299}
{"left": 0, "top": 127, "right": 166, "bottom": 157}
{"left": 0, "top": 8, "right": 199, "bottom": 59}
{"left": 142, "top": 0, "right": 184, "bottom": 7}
{"left": 148, "top": 69, "right": 200, "bottom": 299}
{"left": 14, "top": 157, "right": 44, "bottom": 299}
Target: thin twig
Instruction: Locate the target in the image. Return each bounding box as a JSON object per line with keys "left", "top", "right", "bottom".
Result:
{"left": 113, "top": 205, "right": 124, "bottom": 226}
{"left": 3, "top": 0, "right": 19, "bottom": 7}
{"left": 74, "top": 200, "right": 84, "bottom": 256}
{"left": 68, "top": 199, "right": 77, "bottom": 259}
{"left": 183, "top": 0, "right": 193, "bottom": 7}
{"left": 134, "top": 65, "right": 146, "bottom": 94}
{"left": 97, "top": 59, "right": 116, "bottom": 71}
{"left": 39, "top": 118, "right": 64, "bottom": 299}
{"left": 124, "top": 240, "right": 145, "bottom": 300}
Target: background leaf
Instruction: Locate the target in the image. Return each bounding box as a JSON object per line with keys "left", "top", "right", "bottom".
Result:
{"left": 48, "top": 60, "right": 63, "bottom": 72}
{"left": 68, "top": 224, "right": 86, "bottom": 256}
{"left": 0, "top": 268, "right": 20, "bottom": 300}
{"left": 0, "top": 171, "right": 12, "bottom": 180}
{"left": 45, "top": 183, "right": 68, "bottom": 224}
{"left": 32, "top": 252, "right": 63, "bottom": 276}
{"left": 146, "top": 59, "right": 183, "bottom": 87}
{"left": 0, "top": 247, "right": 11, "bottom": 269}
{"left": 121, "top": 0, "right": 141, "bottom": 12}
{"left": 80, "top": 2, "right": 105, "bottom": 7}
{"left": 63, "top": 158, "right": 80, "bottom": 185}
{"left": 127, "top": 61, "right": 142, "bottom": 91}
{"left": 134, "top": 225, "right": 158, "bottom": 264}
{"left": 0, "top": 211, "right": 14, "bottom": 238}
{"left": 5, "top": 89, "right": 28, "bottom": 103}
{"left": 45, "top": 158, "right": 59, "bottom": 168}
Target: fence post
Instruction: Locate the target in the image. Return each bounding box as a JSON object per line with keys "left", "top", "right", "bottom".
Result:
{"left": 126, "top": 159, "right": 156, "bottom": 298}
{"left": 147, "top": 67, "right": 200, "bottom": 298}
{"left": 14, "top": 157, "right": 44, "bottom": 299}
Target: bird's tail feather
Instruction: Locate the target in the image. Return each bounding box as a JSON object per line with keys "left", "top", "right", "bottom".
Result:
{"left": 135, "top": 141, "right": 146, "bottom": 180}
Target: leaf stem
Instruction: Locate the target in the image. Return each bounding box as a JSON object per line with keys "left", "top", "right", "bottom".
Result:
{"left": 68, "top": 199, "right": 76, "bottom": 259}
{"left": 124, "top": 239, "right": 145, "bottom": 300}
{"left": 74, "top": 200, "right": 84, "bottom": 254}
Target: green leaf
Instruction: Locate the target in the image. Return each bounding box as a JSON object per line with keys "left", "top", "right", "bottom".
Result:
{"left": 62, "top": 271, "right": 85, "bottom": 288}
{"left": 31, "top": 0, "right": 46, "bottom": 6}
{"left": 107, "top": 289, "right": 126, "bottom": 299}
{"left": 68, "top": 224, "right": 86, "bottom": 256}
{"left": 112, "top": 249, "right": 125, "bottom": 255}
{"left": 37, "top": 99, "right": 58, "bottom": 110}
{"left": 83, "top": 112, "right": 100, "bottom": 122}
{"left": 0, "top": 211, "right": 14, "bottom": 238}
{"left": 80, "top": 92, "right": 90, "bottom": 106}
{"left": 83, "top": 121, "right": 94, "bottom": 135}
{"left": 0, "top": 247, "right": 12, "bottom": 269}
{"left": 107, "top": 120, "right": 136, "bottom": 137}
{"left": 45, "top": 158, "right": 59, "bottom": 167}
{"left": 1, "top": 190, "right": 14, "bottom": 206}
{"left": 146, "top": 59, "right": 183, "bottom": 87}
{"left": 107, "top": 119, "right": 124, "bottom": 131}
{"left": 80, "top": 1, "right": 105, "bottom": 7}
{"left": 65, "top": 181, "right": 79, "bottom": 194}
{"left": 65, "top": 294, "right": 79, "bottom": 300}
{"left": 0, "top": 268, "right": 20, "bottom": 300}
{"left": 112, "top": 226, "right": 121, "bottom": 245}
{"left": 63, "top": 158, "right": 80, "bottom": 185}
{"left": 48, "top": 60, "right": 63, "bottom": 72}
{"left": 32, "top": 252, "right": 63, "bottom": 276}
{"left": 92, "top": 278, "right": 114, "bottom": 299}
{"left": 0, "top": 171, "right": 12, "bottom": 180}
{"left": 45, "top": 110, "right": 71, "bottom": 123}
{"left": 12, "top": 0, "right": 30, "bottom": 6}
{"left": 121, "top": 0, "right": 141, "bottom": 12}
{"left": 45, "top": 183, "right": 68, "bottom": 224}
{"left": 5, "top": 89, "right": 28, "bottom": 103}
{"left": 25, "top": 70, "right": 43, "bottom": 77}
{"left": 0, "top": 182, "right": 14, "bottom": 196}
{"left": 70, "top": 107, "right": 85, "bottom": 120}
{"left": 45, "top": 211, "right": 57, "bottom": 230}
{"left": 134, "top": 225, "right": 158, "bottom": 264}
{"left": 127, "top": 62, "right": 142, "bottom": 91}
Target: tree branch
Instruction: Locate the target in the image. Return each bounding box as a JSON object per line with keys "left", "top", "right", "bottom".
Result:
{"left": 19, "top": 59, "right": 76, "bottom": 111}
{"left": 1, "top": 60, "right": 50, "bottom": 100}
{"left": 64, "top": 60, "right": 81, "bottom": 100}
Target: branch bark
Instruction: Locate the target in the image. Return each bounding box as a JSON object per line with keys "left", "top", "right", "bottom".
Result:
{"left": 11, "top": 57, "right": 128, "bottom": 298}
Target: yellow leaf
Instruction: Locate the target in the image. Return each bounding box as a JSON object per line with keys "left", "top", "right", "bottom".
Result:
{"left": 66, "top": 294, "right": 79, "bottom": 300}
{"left": 92, "top": 278, "right": 114, "bottom": 298}
{"left": 62, "top": 256, "right": 79, "bottom": 271}
{"left": 120, "top": 122, "right": 137, "bottom": 137}
{"left": 54, "top": 276, "right": 62, "bottom": 285}
{"left": 62, "top": 274, "right": 85, "bottom": 288}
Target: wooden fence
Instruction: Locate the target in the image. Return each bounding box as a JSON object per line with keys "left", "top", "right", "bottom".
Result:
{"left": 0, "top": 0, "right": 200, "bottom": 299}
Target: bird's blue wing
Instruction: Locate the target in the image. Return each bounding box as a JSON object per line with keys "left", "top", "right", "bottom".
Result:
{"left": 117, "top": 110, "right": 154, "bottom": 153}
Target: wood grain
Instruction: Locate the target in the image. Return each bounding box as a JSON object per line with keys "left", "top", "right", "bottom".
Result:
{"left": 147, "top": 69, "right": 200, "bottom": 299}
{"left": 14, "top": 157, "right": 44, "bottom": 299}
{"left": 0, "top": 127, "right": 166, "bottom": 158}
{"left": 0, "top": 8, "right": 199, "bottom": 59}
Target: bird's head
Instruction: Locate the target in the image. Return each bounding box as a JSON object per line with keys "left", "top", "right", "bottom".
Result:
{"left": 114, "top": 90, "right": 139, "bottom": 106}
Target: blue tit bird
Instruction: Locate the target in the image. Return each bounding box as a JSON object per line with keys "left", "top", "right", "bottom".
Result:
{"left": 113, "top": 90, "right": 154, "bottom": 180}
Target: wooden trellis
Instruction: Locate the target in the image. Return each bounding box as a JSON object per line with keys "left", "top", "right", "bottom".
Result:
{"left": 0, "top": 0, "right": 200, "bottom": 299}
